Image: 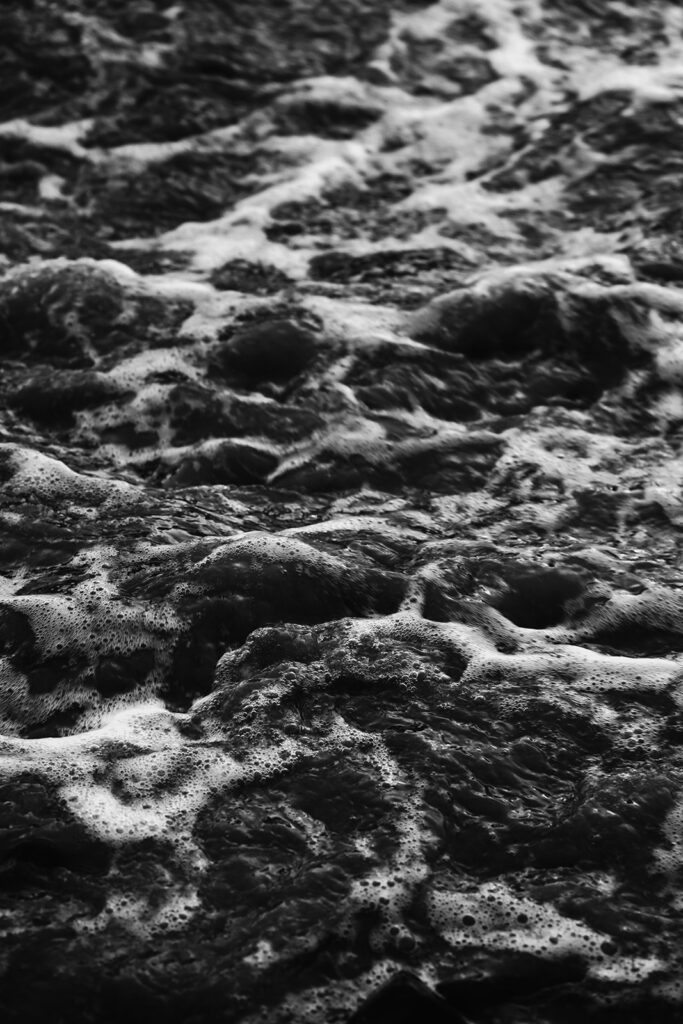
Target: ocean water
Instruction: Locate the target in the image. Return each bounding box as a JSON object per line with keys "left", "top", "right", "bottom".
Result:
{"left": 2, "top": 1, "right": 683, "bottom": 1021}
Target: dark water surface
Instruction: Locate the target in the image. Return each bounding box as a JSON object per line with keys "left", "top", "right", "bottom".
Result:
{"left": 2, "top": 1, "right": 683, "bottom": 1021}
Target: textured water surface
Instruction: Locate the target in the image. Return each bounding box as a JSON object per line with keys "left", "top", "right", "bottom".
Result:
{"left": 2, "top": 1, "right": 683, "bottom": 1022}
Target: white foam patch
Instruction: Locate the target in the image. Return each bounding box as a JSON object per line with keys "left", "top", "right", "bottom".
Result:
{"left": 575, "top": 62, "right": 683, "bottom": 104}
{"left": 0, "top": 704, "right": 233, "bottom": 855}
{"left": 102, "top": 346, "right": 202, "bottom": 390}
{"left": 0, "top": 116, "right": 93, "bottom": 156}
{"left": 427, "top": 878, "right": 664, "bottom": 983}
{"left": 283, "top": 514, "right": 429, "bottom": 542}
{"left": 376, "top": 84, "right": 516, "bottom": 174}
{"left": 0, "top": 200, "right": 46, "bottom": 220}
{"left": 273, "top": 74, "right": 383, "bottom": 120}
{"left": 656, "top": 790, "right": 683, "bottom": 883}
{"left": 38, "top": 174, "right": 67, "bottom": 201}
{"left": 491, "top": 421, "right": 628, "bottom": 499}
{"left": 152, "top": 136, "right": 371, "bottom": 275}
{"left": 350, "top": 777, "right": 434, "bottom": 956}
{"left": 466, "top": 252, "right": 634, "bottom": 286}
{"left": 76, "top": 886, "right": 202, "bottom": 940}
{"left": 158, "top": 435, "right": 281, "bottom": 471}
{"left": 0, "top": 444, "right": 133, "bottom": 505}
{"left": 251, "top": 962, "right": 403, "bottom": 1024}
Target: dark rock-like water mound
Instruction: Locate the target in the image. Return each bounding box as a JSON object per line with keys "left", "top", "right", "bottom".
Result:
{"left": 2, "top": 1, "right": 683, "bottom": 1022}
